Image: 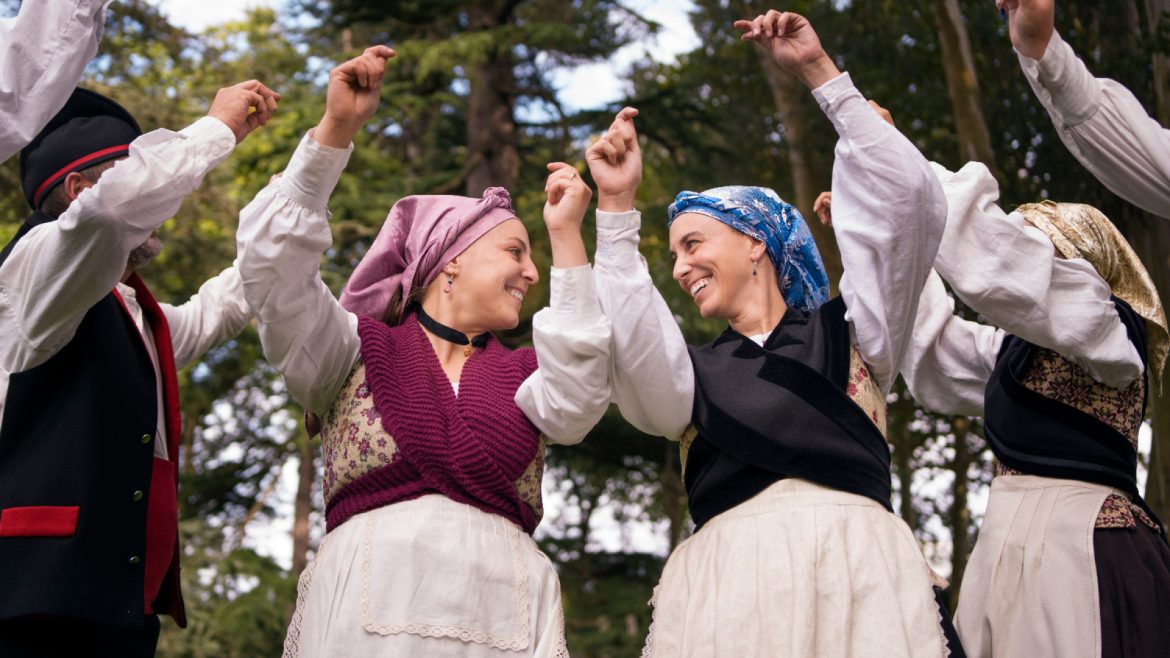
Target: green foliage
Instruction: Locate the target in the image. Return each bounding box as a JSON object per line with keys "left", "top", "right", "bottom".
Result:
{"left": 5, "top": 0, "right": 1167, "bottom": 655}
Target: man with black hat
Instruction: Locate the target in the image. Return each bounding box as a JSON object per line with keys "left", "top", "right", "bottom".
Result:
{"left": 0, "top": 79, "right": 278, "bottom": 657}
{"left": 1, "top": 0, "right": 115, "bottom": 162}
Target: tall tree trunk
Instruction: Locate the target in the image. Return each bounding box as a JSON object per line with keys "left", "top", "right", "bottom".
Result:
{"left": 465, "top": 5, "right": 519, "bottom": 196}
{"left": 754, "top": 52, "right": 842, "bottom": 289}
{"left": 949, "top": 417, "right": 973, "bottom": 602}
{"left": 1148, "top": 0, "right": 1170, "bottom": 126}
{"left": 661, "top": 444, "right": 687, "bottom": 551}
{"left": 291, "top": 434, "right": 316, "bottom": 577}
{"left": 1143, "top": 0, "right": 1170, "bottom": 524}
{"left": 929, "top": 0, "right": 998, "bottom": 173}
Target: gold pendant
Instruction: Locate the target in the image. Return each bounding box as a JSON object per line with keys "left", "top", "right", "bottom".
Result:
{"left": 464, "top": 345, "right": 472, "bottom": 357}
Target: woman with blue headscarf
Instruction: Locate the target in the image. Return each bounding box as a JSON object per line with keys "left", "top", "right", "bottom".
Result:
{"left": 584, "top": 10, "right": 959, "bottom": 658}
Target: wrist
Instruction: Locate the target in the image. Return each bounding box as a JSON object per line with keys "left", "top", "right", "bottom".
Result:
{"left": 548, "top": 231, "right": 589, "bottom": 269}
{"left": 797, "top": 55, "right": 841, "bottom": 90}
{"left": 314, "top": 114, "right": 363, "bottom": 148}
{"left": 597, "top": 192, "right": 636, "bottom": 212}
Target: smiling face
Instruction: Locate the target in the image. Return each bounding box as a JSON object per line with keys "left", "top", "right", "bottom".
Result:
{"left": 669, "top": 212, "right": 764, "bottom": 320}
{"left": 446, "top": 218, "right": 539, "bottom": 332}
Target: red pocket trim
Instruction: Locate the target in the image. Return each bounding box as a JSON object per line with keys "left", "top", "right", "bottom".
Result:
{"left": 0, "top": 506, "right": 80, "bottom": 537}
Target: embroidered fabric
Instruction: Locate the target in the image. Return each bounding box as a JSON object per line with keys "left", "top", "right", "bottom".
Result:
{"left": 358, "top": 513, "right": 533, "bottom": 651}
{"left": 997, "top": 346, "right": 1160, "bottom": 531}
{"left": 847, "top": 347, "right": 887, "bottom": 438}
{"left": 321, "top": 362, "right": 397, "bottom": 503}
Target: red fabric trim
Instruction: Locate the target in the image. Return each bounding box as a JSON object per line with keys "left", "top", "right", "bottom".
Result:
{"left": 0, "top": 506, "right": 80, "bottom": 537}
{"left": 115, "top": 276, "right": 183, "bottom": 613}
{"left": 32, "top": 144, "right": 130, "bottom": 206}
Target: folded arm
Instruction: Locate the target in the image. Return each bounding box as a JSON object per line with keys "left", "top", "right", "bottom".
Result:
{"left": 931, "top": 161, "right": 1143, "bottom": 387}
{"left": 515, "top": 266, "right": 613, "bottom": 445}
{"left": 901, "top": 270, "right": 1003, "bottom": 417}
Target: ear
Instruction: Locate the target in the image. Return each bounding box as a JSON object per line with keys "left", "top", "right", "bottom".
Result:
{"left": 748, "top": 238, "right": 768, "bottom": 264}
{"left": 442, "top": 258, "right": 461, "bottom": 277}
{"left": 62, "top": 172, "right": 91, "bottom": 203}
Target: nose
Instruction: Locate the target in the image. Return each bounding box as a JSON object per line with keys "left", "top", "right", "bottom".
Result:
{"left": 672, "top": 254, "right": 690, "bottom": 285}
{"left": 522, "top": 255, "right": 539, "bottom": 285}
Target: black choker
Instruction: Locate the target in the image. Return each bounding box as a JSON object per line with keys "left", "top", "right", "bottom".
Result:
{"left": 416, "top": 306, "right": 489, "bottom": 356}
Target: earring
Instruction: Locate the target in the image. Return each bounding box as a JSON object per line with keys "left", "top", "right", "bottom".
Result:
{"left": 752, "top": 260, "right": 758, "bottom": 277}
{"left": 443, "top": 275, "right": 453, "bottom": 294}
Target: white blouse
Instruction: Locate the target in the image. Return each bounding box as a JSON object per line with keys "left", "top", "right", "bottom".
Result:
{"left": 900, "top": 163, "right": 1145, "bottom": 416}
{"left": 1020, "top": 30, "right": 1170, "bottom": 219}
{"left": 235, "top": 132, "right": 613, "bottom": 445}
{"left": 0, "top": 116, "right": 249, "bottom": 452}
{"left": 0, "top": 0, "right": 112, "bottom": 162}
{"left": 594, "top": 72, "right": 947, "bottom": 440}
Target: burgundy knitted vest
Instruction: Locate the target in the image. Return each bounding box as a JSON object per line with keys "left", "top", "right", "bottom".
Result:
{"left": 323, "top": 314, "right": 542, "bottom": 534}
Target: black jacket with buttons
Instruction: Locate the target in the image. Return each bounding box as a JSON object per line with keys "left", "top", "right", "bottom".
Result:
{"left": 0, "top": 216, "right": 185, "bottom": 628}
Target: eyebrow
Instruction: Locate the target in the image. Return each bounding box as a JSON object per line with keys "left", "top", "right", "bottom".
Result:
{"left": 673, "top": 230, "right": 703, "bottom": 247}
{"left": 502, "top": 236, "right": 530, "bottom": 252}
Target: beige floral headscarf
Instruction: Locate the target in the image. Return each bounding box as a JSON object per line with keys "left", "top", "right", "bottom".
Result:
{"left": 1017, "top": 201, "right": 1168, "bottom": 385}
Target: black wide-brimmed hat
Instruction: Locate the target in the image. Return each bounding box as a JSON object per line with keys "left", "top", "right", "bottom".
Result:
{"left": 19, "top": 87, "right": 142, "bottom": 210}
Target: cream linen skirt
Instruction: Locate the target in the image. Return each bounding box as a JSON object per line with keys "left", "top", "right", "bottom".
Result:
{"left": 283, "top": 495, "right": 569, "bottom": 658}
{"left": 954, "top": 474, "right": 1115, "bottom": 658}
{"left": 641, "top": 478, "right": 953, "bottom": 658}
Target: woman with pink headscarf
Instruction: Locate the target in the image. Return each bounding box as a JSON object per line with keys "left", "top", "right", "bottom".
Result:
{"left": 236, "top": 48, "right": 611, "bottom": 657}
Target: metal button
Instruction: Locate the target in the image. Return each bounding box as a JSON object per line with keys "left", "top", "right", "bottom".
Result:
{"left": 132, "top": 490, "right": 144, "bottom": 502}
{"left": 140, "top": 433, "right": 152, "bottom": 444}
{"left": 128, "top": 555, "right": 141, "bottom": 565}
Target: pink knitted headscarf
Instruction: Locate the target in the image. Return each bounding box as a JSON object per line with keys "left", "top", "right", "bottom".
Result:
{"left": 340, "top": 187, "right": 519, "bottom": 319}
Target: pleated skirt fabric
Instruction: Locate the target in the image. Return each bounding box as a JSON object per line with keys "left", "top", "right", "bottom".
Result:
{"left": 283, "top": 494, "right": 569, "bottom": 658}
{"left": 956, "top": 474, "right": 1170, "bottom": 658}
{"left": 641, "top": 478, "right": 954, "bottom": 658}
{"left": 1095, "top": 522, "right": 1170, "bottom": 658}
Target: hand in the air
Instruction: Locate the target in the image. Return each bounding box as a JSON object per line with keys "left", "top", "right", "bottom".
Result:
{"left": 316, "top": 45, "right": 396, "bottom": 147}
{"left": 733, "top": 10, "right": 840, "bottom": 89}
{"left": 585, "top": 107, "right": 642, "bottom": 212}
{"left": 207, "top": 80, "right": 281, "bottom": 144}
{"left": 813, "top": 191, "right": 832, "bottom": 227}
{"left": 868, "top": 100, "right": 895, "bottom": 127}
{"left": 997, "top": 0, "right": 1055, "bottom": 60}
{"left": 543, "top": 162, "right": 593, "bottom": 235}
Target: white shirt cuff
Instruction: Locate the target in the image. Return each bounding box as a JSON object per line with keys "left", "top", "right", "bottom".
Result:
{"left": 279, "top": 130, "right": 354, "bottom": 211}
{"left": 548, "top": 264, "right": 602, "bottom": 320}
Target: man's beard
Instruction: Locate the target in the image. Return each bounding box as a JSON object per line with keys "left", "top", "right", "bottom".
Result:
{"left": 127, "top": 236, "right": 163, "bottom": 271}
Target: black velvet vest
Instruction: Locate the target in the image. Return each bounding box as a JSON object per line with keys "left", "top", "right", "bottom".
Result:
{"left": 0, "top": 213, "right": 184, "bottom": 627}
{"left": 685, "top": 296, "right": 893, "bottom": 529}
{"left": 983, "top": 296, "right": 1163, "bottom": 533}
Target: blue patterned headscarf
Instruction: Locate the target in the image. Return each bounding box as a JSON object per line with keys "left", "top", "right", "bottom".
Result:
{"left": 667, "top": 186, "right": 830, "bottom": 313}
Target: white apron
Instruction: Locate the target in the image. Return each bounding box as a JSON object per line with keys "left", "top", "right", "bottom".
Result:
{"left": 954, "top": 474, "right": 1117, "bottom": 658}
{"left": 641, "top": 478, "right": 952, "bottom": 657}
{"left": 283, "top": 495, "right": 569, "bottom": 658}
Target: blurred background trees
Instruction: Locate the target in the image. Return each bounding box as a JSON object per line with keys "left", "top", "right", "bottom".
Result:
{"left": 4, "top": 0, "right": 1169, "bottom": 655}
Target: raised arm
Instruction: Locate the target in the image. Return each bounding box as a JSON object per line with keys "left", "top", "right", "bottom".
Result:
{"left": 236, "top": 47, "right": 393, "bottom": 415}
{"left": 1001, "top": 0, "right": 1170, "bottom": 217}
{"left": 901, "top": 270, "right": 1003, "bottom": 417}
{"left": 737, "top": 11, "right": 946, "bottom": 392}
{"left": 0, "top": 0, "right": 112, "bottom": 161}
{"left": 162, "top": 265, "right": 252, "bottom": 369}
{"left": 586, "top": 108, "right": 694, "bottom": 441}
{"left": 929, "top": 161, "right": 1143, "bottom": 387}
{"left": 514, "top": 164, "right": 613, "bottom": 445}
{"left": 0, "top": 81, "right": 275, "bottom": 375}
